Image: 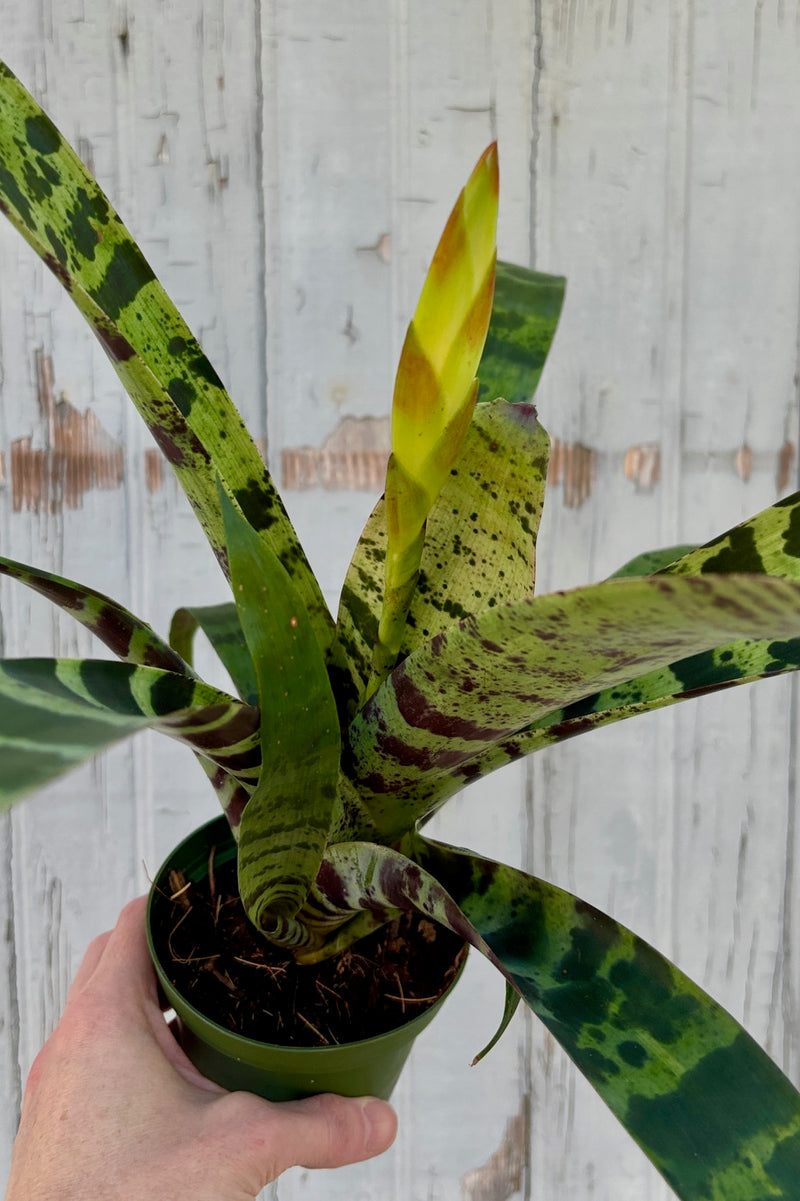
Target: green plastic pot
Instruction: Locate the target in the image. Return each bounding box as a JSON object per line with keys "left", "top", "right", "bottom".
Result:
{"left": 146, "top": 815, "right": 466, "bottom": 1101}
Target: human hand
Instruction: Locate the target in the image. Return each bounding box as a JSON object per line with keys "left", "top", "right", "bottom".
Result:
{"left": 4, "top": 897, "right": 397, "bottom": 1201}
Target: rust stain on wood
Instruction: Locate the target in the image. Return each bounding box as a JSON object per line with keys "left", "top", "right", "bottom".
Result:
{"left": 356, "top": 231, "right": 392, "bottom": 263}
{"left": 777, "top": 440, "right": 795, "bottom": 492}
{"left": 281, "top": 415, "right": 390, "bottom": 491}
{"left": 9, "top": 351, "right": 124, "bottom": 513}
{"left": 735, "top": 443, "right": 753, "bottom": 482}
{"left": 461, "top": 1095, "right": 530, "bottom": 1201}
{"left": 548, "top": 439, "right": 595, "bottom": 507}
{"left": 624, "top": 442, "right": 660, "bottom": 490}
{"left": 144, "top": 449, "right": 164, "bottom": 494}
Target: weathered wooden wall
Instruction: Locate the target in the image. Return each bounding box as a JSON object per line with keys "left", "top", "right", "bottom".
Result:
{"left": 2, "top": 3, "right": 800, "bottom": 1198}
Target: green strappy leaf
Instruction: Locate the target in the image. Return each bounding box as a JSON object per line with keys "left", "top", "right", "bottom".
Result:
{"left": 221, "top": 490, "right": 340, "bottom": 927}
{"left": 169, "top": 603, "right": 257, "bottom": 705}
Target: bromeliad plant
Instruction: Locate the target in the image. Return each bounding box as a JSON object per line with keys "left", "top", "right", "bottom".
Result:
{"left": 3, "top": 61, "right": 800, "bottom": 1200}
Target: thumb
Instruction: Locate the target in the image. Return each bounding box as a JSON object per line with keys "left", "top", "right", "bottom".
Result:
{"left": 276, "top": 1094, "right": 397, "bottom": 1169}
{"left": 216, "top": 1091, "right": 397, "bottom": 1186}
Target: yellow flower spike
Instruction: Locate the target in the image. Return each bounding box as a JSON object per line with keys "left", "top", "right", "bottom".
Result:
{"left": 366, "top": 144, "right": 499, "bottom": 698}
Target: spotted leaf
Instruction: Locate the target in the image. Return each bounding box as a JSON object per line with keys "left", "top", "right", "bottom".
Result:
{"left": 0, "top": 62, "right": 331, "bottom": 649}
{"left": 331, "top": 400, "right": 550, "bottom": 719}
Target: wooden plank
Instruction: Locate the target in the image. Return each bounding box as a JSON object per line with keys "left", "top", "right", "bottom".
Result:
{"left": 527, "top": 2, "right": 800, "bottom": 1197}
{"left": 2, "top": 3, "right": 800, "bottom": 1199}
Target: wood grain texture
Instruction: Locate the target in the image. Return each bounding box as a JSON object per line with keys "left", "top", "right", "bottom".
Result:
{"left": 1, "top": 3, "right": 800, "bottom": 1198}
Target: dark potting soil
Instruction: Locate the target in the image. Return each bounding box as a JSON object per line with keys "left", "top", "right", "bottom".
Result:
{"left": 151, "top": 852, "right": 467, "bottom": 1048}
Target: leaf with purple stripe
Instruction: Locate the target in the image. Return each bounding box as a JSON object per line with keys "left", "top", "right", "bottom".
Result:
{"left": 0, "top": 657, "right": 260, "bottom": 809}
{"left": 348, "top": 573, "right": 800, "bottom": 836}
{"left": 0, "top": 554, "right": 191, "bottom": 674}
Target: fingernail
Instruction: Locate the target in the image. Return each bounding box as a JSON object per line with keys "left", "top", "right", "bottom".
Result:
{"left": 358, "top": 1097, "right": 397, "bottom": 1154}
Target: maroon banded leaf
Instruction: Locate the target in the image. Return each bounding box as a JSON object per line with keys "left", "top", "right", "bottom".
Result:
{"left": 348, "top": 573, "right": 800, "bottom": 835}
{"left": 0, "top": 656, "right": 259, "bottom": 809}
{"left": 0, "top": 555, "right": 191, "bottom": 674}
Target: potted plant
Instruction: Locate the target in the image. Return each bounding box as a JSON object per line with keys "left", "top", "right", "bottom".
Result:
{"left": 2, "top": 60, "right": 800, "bottom": 1199}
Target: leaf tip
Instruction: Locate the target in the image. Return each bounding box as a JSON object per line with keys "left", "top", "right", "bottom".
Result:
{"left": 479, "top": 141, "right": 499, "bottom": 192}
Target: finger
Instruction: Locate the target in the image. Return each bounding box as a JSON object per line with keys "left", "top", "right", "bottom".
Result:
{"left": 69, "top": 897, "right": 230, "bottom": 1093}
{"left": 221, "top": 1092, "right": 397, "bottom": 1182}
{"left": 66, "top": 929, "right": 112, "bottom": 1000}
{"left": 295, "top": 1095, "right": 398, "bottom": 1167}
{"left": 88, "top": 897, "right": 159, "bottom": 1009}
{"left": 274, "top": 1095, "right": 398, "bottom": 1169}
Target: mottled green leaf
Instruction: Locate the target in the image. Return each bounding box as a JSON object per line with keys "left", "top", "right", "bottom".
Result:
{"left": 438, "top": 499, "right": 800, "bottom": 792}
{"left": 410, "top": 835, "right": 800, "bottom": 1201}
{"left": 419, "top": 632, "right": 800, "bottom": 810}
{"left": 280, "top": 829, "right": 800, "bottom": 1200}
{"left": 0, "top": 62, "right": 332, "bottom": 650}
{"left": 661, "top": 490, "right": 800, "bottom": 580}
{"left": 220, "top": 490, "right": 340, "bottom": 927}
{"left": 477, "top": 262, "right": 566, "bottom": 404}
{"left": 610, "top": 545, "right": 697, "bottom": 579}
